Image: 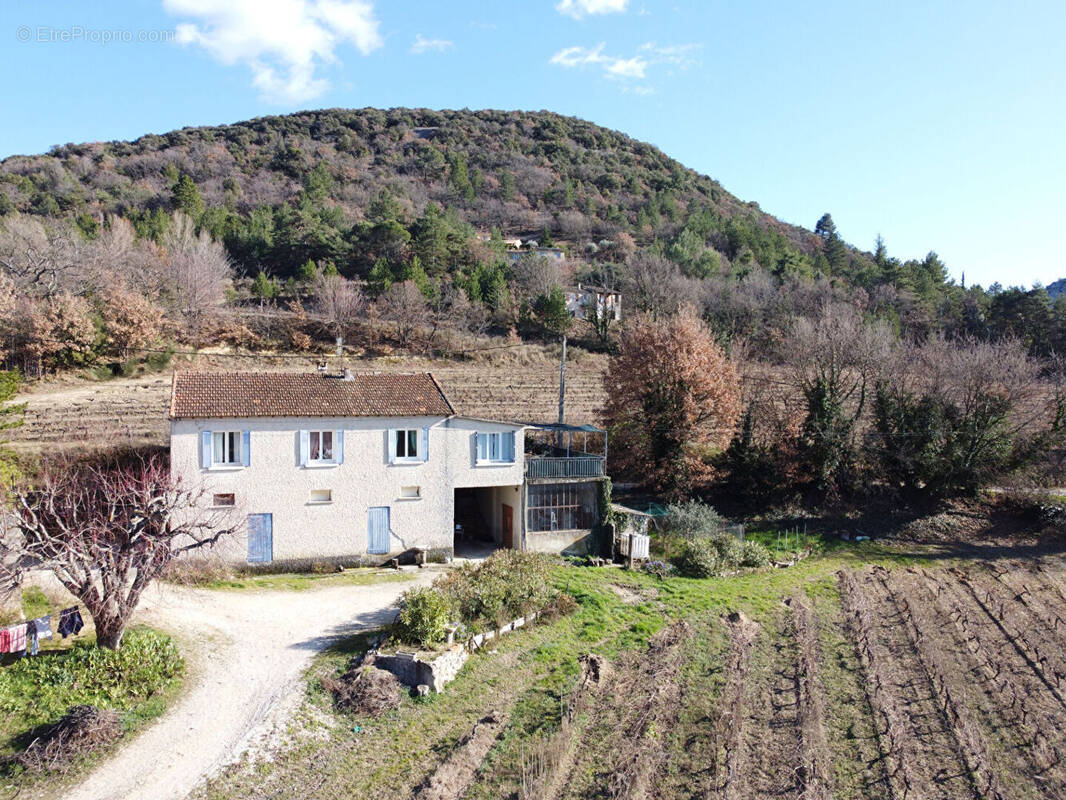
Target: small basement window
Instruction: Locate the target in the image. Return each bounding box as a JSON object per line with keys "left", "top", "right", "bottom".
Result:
{"left": 309, "top": 489, "right": 333, "bottom": 504}
{"left": 212, "top": 493, "right": 235, "bottom": 507}
{"left": 400, "top": 486, "right": 421, "bottom": 499}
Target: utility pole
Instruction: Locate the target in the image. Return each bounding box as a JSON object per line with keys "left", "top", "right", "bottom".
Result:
{"left": 557, "top": 334, "right": 566, "bottom": 449}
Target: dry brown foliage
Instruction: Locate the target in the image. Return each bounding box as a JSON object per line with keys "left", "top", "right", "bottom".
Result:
{"left": 604, "top": 309, "right": 741, "bottom": 498}
{"left": 12, "top": 705, "right": 122, "bottom": 774}
{"left": 322, "top": 665, "right": 403, "bottom": 717}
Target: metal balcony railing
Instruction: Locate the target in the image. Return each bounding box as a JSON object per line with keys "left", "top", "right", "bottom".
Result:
{"left": 524, "top": 456, "right": 605, "bottom": 479}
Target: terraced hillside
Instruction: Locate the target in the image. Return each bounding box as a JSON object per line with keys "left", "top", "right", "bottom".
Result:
{"left": 195, "top": 547, "right": 1066, "bottom": 800}
{"left": 8, "top": 351, "right": 608, "bottom": 452}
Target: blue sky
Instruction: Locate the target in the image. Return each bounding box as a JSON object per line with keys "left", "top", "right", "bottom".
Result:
{"left": 1, "top": 0, "right": 1063, "bottom": 288}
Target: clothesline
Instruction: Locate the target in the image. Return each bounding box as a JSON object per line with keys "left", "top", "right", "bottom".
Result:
{"left": 1, "top": 602, "right": 87, "bottom": 632}
{"left": 1, "top": 604, "right": 86, "bottom": 657}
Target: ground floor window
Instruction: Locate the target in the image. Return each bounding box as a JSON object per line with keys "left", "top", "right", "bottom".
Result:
{"left": 526, "top": 482, "right": 597, "bottom": 532}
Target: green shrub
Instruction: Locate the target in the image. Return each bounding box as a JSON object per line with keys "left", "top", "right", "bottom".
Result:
{"left": 673, "top": 539, "right": 719, "bottom": 578}
{"left": 663, "top": 500, "right": 724, "bottom": 539}
{"left": 671, "top": 533, "right": 768, "bottom": 577}
{"left": 739, "top": 540, "right": 771, "bottom": 568}
{"left": 434, "top": 550, "right": 555, "bottom": 629}
{"left": 708, "top": 531, "right": 744, "bottom": 568}
{"left": 395, "top": 587, "right": 452, "bottom": 648}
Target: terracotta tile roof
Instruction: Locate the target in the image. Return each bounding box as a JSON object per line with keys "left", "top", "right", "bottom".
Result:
{"left": 170, "top": 371, "right": 454, "bottom": 419}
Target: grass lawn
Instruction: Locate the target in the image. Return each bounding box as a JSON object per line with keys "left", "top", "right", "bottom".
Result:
{"left": 0, "top": 589, "right": 185, "bottom": 798}
{"left": 197, "top": 540, "right": 940, "bottom": 800}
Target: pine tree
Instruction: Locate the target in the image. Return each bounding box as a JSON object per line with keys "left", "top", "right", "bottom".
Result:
{"left": 172, "top": 174, "right": 204, "bottom": 222}
{"left": 251, "top": 271, "right": 279, "bottom": 307}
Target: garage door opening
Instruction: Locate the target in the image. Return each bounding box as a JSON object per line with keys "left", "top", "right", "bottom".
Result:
{"left": 454, "top": 485, "right": 521, "bottom": 558}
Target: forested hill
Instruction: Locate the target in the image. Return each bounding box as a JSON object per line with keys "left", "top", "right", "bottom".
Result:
{"left": 1, "top": 107, "right": 858, "bottom": 278}
{"left": 2, "top": 107, "right": 1059, "bottom": 353}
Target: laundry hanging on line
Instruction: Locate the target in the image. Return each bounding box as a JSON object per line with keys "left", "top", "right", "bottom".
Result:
{"left": 58, "top": 607, "right": 84, "bottom": 638}
{"left": 1, "top": 606, "right": 84, "bottom": 658}
{"left": 0, "top": 623, "right": 28, "bottom": 655}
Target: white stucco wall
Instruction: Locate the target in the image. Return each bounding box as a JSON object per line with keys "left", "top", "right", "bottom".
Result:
{"left": 170, "top": 415, "right": 524, "bottom": 566}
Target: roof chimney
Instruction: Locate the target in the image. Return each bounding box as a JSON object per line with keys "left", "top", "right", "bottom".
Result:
{"left": 342, "top": 368, "right": 354, "bottom": 381}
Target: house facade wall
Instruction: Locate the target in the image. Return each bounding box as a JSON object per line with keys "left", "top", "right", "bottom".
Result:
{"left": 170, "top": 415, "right": 524, "bottom": 568}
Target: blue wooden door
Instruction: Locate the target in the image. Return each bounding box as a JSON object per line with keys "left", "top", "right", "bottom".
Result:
{"left": 367, "top": 507, "right": 390, "bottom": 555}
{"left": 247, "top": 513, "right": 273, "bottom": 563}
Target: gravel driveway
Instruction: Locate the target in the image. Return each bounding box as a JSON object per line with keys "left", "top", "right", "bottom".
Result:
{"left": 62, "top": 572, "right": 434, "bottom": 800}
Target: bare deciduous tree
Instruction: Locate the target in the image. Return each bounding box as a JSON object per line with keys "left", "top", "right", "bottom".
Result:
{"left": 511, "top": 254, "right": 563, "bottom": 307}
{"left": 2, "top": 452, "right": 238, "bottom": 649}
{"left": 161, "top": 212, "right": 232, "bottom": 329}
{"left": 625, "top": 252, "right": 690, "bottom": 319}
{"left": 784, "top": 303, "right": 894, "bottom": 497}
{"left": 0, "top": 215, "right": 84, "bottom": 296}
{"left": 376, "top": 281, "right": 430, "bottom": 346}
{"left": 311, "top": 274, "right": 366, "bottom": 339}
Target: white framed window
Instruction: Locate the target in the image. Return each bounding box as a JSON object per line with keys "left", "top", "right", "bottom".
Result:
{"left": 309, "top": 430, "right": 334, "bottom": 463}
{"left": 476, "top": 431, "right": 516, "bottom": 464}
{"left": 387, "top": 427, "right": 427, "bottom": 464}
{"left": 213, "top": 431, "right": 242, "bottom": 466}
{"left": 400, "top": 485, "right": 421, "bottom": 500}
{"left": 395, "top": 428, "right": 419, "bottom": 460}
{"left": 212, "top": 493, "right": 235, "bottom": 507}
{"left": 299, "top": 429, "right": 344, "bottom": 467}
{"left": 309, "top": 489, "right": 333, "bottom": 504}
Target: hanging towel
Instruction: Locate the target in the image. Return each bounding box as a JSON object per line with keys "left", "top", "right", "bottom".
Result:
{"left": 0, "top": 623, "right": 28, "bottom": 654}
{"left": 33, "top": 616, "right": 52, "bottom": 640}
{"left": 27, "top": 626, "right": 38, "bottom": 657}
{"left": 58, "top": 607, "right": 84, "bottom": 638}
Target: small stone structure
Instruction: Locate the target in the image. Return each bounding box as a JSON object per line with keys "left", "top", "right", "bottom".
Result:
{"left": 375, "top": 611, "right": 541, "bottom": 693}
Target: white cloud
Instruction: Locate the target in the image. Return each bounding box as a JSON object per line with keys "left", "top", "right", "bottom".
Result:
{"left": 164, "top": 0, "right": 382, "bottom": 103}
{"left": 550, "top": 40, "right": 700, "bottom": 88}
{"left": 549, "top": 43, "right": 647, "bottom": 80}
{"left": 410, "top": 33, "right": 453, "bottom": 54}
{"left": 556, "top": 0, "right": 628, "bottom": 19}
{"left": 639, "top": 41, "right": 701, "bottom": 69}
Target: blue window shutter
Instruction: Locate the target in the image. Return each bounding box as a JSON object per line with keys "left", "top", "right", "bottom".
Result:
{"left": 201, "top": 430, "right": 212, "bottom": 469}
{"left": 421, "top": 427, "right": 429, "bottom": 462}
{"left": 504, "top": 431, "right": 515, "bottom": 462}
{"left": 367, "top": 506, "right": 390, "bottom": 554}
{"left": 241, "top": 430, "right": 251, "bottom": 467}
{"left": 387, "top": 429, "right": 397, "bottom": 463}
{"left": 299, "top": 430, "right": 309, "bottom": 466}
{"left": 335, "top": 429, "right": 344, "bottom": 464}
{"left": 247, "top": 514, "right": 273, "bottom": 563}
{"left": 476, "top": 433, "right": 487, "bottom": 463}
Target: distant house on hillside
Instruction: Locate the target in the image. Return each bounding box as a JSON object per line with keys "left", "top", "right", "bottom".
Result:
{"left": 474, "top": 232, "right": 525, "bottom": 249}
{"left": 169, "top": 371, "right": 608, "bottom": 568}
{"left": 508, "top": 247, "right": 566, "bottom": 264}
{"left": 566, "top": 284, "right": 622, "bottom": 322}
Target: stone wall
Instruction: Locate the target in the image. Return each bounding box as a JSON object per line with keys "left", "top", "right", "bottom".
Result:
{"left": 375, "top": 611, "right": 541, "bottom": 692}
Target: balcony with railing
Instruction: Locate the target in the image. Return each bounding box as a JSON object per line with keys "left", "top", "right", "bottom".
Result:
{"left": 523, "top": 422, "right": 607, "bottom": 481}
{"left": 525, "top": 455, "right": 605, "bottom": 479}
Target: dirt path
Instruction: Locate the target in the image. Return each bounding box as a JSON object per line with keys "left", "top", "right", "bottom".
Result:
{"left": 62, "top": 572, "right": 435, "bottom": 800}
